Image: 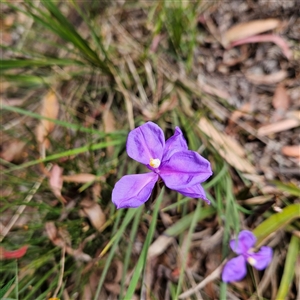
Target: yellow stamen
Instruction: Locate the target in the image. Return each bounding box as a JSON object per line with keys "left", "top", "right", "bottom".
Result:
{"left": 149, "top": 158, "right": 161, "bottom": 168}
{"left": 247, "top": 257, "right": 256, "bottom": 266}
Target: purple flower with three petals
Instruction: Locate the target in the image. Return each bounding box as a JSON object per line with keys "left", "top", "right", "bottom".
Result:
{"left": 222, "top": 230, "right": 273, "bottom": 283}
{"left": 112, "top": 122, "right": 213, "bottom": 209}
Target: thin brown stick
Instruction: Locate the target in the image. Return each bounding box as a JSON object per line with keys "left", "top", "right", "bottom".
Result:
{"left": 52, "top": 246, "right": 66, "bottom": 299}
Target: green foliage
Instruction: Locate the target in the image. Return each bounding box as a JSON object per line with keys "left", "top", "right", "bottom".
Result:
{"left": 253, "top": 204, "right": 300, "bottom": 246}
{"left": 2, "top": 0, "right": 298, "bottom": 299}
{"left": 0, "top": 277, "right": 15, "bottom": 299}
{"left": 276, "top": 235, "right": 300, "bottom": 300}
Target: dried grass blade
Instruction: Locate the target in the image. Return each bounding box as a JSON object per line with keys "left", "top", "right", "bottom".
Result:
{"left": 199, "top": 118, "right": 255, "bottom": 174}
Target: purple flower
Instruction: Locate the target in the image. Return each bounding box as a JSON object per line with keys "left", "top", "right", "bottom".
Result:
{"left": 222, "top": 230, "right": 273, "bottom": 283}
{"left": 112, "top": 122, "right": 213, "bottom": 209}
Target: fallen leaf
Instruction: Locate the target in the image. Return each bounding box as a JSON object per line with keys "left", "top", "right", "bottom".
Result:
{"left": 223, "top": 19, "right": 281, "bottom": 47}
{"left": 0, "top": 245, "right": 28, "bottom": 260}
{"left": 0, "top": 139, "right": 26, "bottom": 162}
{"left": 258, "top": 119, "right": 300, "bottom": 136}
{"left": 148, "top": 235, "right": 175, "bottom": 259}
{"left": 246, "top": 70, "right": 287, "bottom": 85}
{"left": 36, "top": 89, "right": 59, "bottom": 149}
{"left": 272, "top": 84, "right": 290, "bottom": 119}
{"left": 62, "top": 173, "right": 100, "bottom": 183}
{"left": 104, "top": 282, "right": 121, "bottom": 295}
{"left": 199, "top": 118, "right": 256, "bottom": 174}
{"left": 230, "top": 34, "right": 292, "bottom": 60}
{"left": 49, "top": 164, "right": 65, "bottom": 203}
{"left": 80, "top": 198, "right": 106, "bottom": 232}
{"left": 281, "top": 145, "right": 300, "bottom": 158}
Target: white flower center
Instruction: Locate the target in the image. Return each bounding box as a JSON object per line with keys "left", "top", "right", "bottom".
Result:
{"left": 149, "top": 158, "right": 161, "bottom": 168}
{"left": 247, "top": 257, "right": 256, "bottom": 266}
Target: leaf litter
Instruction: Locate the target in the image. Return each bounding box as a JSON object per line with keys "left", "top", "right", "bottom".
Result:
{"left": 1, "top": 0, "right": 300, "bottom": 299}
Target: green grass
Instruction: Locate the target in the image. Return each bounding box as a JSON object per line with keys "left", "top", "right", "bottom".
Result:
{"left": 1, "top": 1, "right": 299, "bottom": 299}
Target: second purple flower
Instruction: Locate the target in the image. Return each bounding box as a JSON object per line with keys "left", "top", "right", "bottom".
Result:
{"left": 222, "top": 230, "right": 273, "bottom": 283}
{"left": 112, "top": 122, "right": 213, "bottom": 209}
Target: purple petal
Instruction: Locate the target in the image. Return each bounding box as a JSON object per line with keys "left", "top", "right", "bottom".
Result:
{"left": 230, "top": 230, "right": 256, "bottom": 255}
{"left": 174, "top": 183, "right": 210, "bottom": 204}
{"left": 247, "top": 246, "right": 273, "bottom": 270}
{"left": 112, "top": 173, "right": 158, "bottom": 209}
{"left": 163, "top": 127, "right": 188, "bottom": 161}
{"left": 222, "top": 255, "right": 247, "bottom": 283}
{"left": 159, "top": 150, "right": 212, "bottom": 189}
{"left": 126, "top": 122, "right": 165, "bottom": 165}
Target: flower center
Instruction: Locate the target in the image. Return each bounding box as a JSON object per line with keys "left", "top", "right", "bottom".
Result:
{"left": 149, "top": 158, "right": 161, "bottom": 168}
{"left": 247, "top": 257, "right": 256, "bottom": 266}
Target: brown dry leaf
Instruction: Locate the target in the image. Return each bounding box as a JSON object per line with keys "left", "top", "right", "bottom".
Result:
{"left": 0, "top": 139, "right": 26, "bottom": 162}
{"left": 103, "top": 109, "right": 116, "bottom": 156}
{"left": 103, "top": 282, "right": 121, "bottom": 295}
{"left": 62, "top": 173, "right": 100, "bottom": 183}
{"left": 148, "top": 235, "right": 175, "bottom": 259}
{"left": 272, "top": 84, "right": 290, "bottom": 113}
{"left": 49, "top": 164, "right": 65, "bottom": 203}
{"left": 223, "top": 18, "right": 281, "bottom": 47}
{"left": 199, "top": 118, "right": 256, "bottom": 174}
{"left": 80, "top": 198, "right": 106, "bottom": 232}
{"left": 281, "top": 145, "right": 300, "bottom": 158}
{"left": 258, "top": 118, "right": 300, "bottom": 136}
{"left": 246, "top": 70, "right": 287, "bottom": 85}
{"left": 36, "top": 90, "right": 59, "bottom": 149}
{"left": 159, "top": 211, "right": 173, "bottom": 227}
{"left": 45, "top": 222, "right": 64, "bottom": 248}
{"left": 230, "top": 34, "right": 292, "bottom": 60}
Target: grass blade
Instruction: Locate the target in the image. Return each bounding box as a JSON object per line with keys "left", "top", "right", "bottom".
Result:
{"left": 175, "top": 202, "right": 202, "bottom": 298}
{"left": 93, "top": 208, "right": 138, "bottom": 300}
{"left": 253, "top": 204, "right": 300, "bottom": 246}
{"left": 0, "top": 277, "right": 15, "bottom": 299}
{"left": 124, "top": 187, "right": 165, "bottom": 299}
{"left": 2, "top": 139, "right": 126, "bottom": 175}
{"left": 1, "top": 58, "right": 83, "bottom": 71}
{"left": 276, "top": 235, "right": 300, "bottom": 300}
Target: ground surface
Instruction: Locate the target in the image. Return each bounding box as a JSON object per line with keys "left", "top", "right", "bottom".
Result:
{"left": 1, "top": 1, "right": 300, "bottom": 299}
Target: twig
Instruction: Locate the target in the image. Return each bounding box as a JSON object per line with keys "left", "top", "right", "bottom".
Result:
{"left": 52, "top": 246, "right": 66, "bottom": 299}
{"left": 178, "top": 263, "right": 226, "bottom": 299}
